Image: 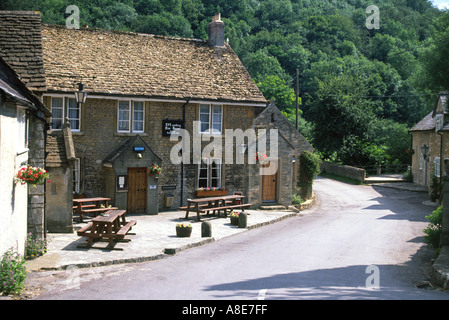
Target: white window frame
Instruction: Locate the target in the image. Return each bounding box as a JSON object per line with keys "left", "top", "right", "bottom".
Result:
{"left": 434, "top": 157, "right": 441, "bottom": 178}
{"left": 117, "top": 100, "right": 145, "bottom": 133}
{"left": 67, "top": 98, "right": 81, "bottom": 132}
{"left": 436, "top": 114, "right": 443, "bottom": 131}
{"left": 50, "top": 97, "right": 65, "bottom": 130}
{"left": 199, "top": 104, "right": 222, "bottom": 134}
{"left": 132, "top": 101, "right": 145, "bottom": 133}
{"left": 16, "top": 106, "right": 28, "bottom": 152}
{"left": 419, "top": 153, "right": 424, "bottom": 170}
{"left": 117, "top": 100, "right": 131, "bottom": 132}
{"left": 197, "top": 158, "right": 222, "bottom": 188}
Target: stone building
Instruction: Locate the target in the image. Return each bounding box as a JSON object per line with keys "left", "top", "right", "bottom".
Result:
{"left": 410, "top": 92, "right": 449, "bottom": 190}
{"left": 25, "top": 12, "right": 312, "bottom": 215}
{"left": 0, "top": 11, "right": 52, "bottom": 247}
{"left": 45, "top": 119, "right": 76, "bottom": 232}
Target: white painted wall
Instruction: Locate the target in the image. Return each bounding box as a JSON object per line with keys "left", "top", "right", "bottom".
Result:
{"left": 0, "top": 99, "right": 29, "bottom": 256}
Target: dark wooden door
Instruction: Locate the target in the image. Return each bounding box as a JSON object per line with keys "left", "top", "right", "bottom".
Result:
{"left": 127, "top": 167, "right": 147, "bottom": 214}
{"left": 262, "top": 164, "right": 277, "bottom": 202}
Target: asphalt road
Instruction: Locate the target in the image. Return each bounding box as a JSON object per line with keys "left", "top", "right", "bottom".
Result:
{"left": 32, "top": 177, "right": 449, "bottom": 300}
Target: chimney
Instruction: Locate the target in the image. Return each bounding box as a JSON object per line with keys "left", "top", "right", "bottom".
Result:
{"left": 208, "top": 13, "right": 225, "bottom": 47}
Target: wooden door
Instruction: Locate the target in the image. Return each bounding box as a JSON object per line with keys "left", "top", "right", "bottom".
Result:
{"left": 127, "top": 167, "right": 147, "bottom": 214}
{"left": 262, "top": 164, "right": 277, "bottom": 202}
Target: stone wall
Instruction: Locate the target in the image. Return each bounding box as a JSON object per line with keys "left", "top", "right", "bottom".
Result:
{"left": 320, "top": 161, "right": 366, "bottom": 183}
{"left": 44, "top": 97, "right": 257, "bottom": 211}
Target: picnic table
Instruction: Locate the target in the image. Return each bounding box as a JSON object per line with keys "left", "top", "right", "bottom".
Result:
{"left": 73, "top": 197, "right": 118, "bottom": 222}
{"left": 76, "top": 209, "right": 137, "bottom": 250}
{"left": 179, "top": 194, "right": 251, "bottom": 221}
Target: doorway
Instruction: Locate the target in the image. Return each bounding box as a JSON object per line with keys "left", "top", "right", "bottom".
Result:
{"left": 262, "top": 163, "right": 277, "bottom": 202}
{"left": 127, "top": 167, "right": 147, "bottom": 214}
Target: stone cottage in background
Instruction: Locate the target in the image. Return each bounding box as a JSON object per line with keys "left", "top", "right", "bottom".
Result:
{"left": 410, "top": 92, "right": 449, "bottom": 193}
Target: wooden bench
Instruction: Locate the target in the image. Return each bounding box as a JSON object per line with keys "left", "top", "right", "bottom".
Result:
{"left": 200, "top": 203, "right": 252, "bottom": 217}
{"left": 77, "top": 222, "right": 93, "bottom": 236}
{"left": 117, "top": 220, "right": 137, "bottom": 237}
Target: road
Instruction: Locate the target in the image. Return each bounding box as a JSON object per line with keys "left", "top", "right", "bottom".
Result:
{"left": 31, "top": 177, "right": 449, "bottom": 300}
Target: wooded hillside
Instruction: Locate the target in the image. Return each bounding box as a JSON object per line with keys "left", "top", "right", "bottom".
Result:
{"left": 2, "top": 0, "right": 447, "bottom": 167}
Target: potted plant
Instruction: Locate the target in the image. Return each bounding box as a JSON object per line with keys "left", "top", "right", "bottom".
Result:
{"left": 15, "top": 165, "right": 49, "bottom": 187}
{"left": 147, "top": 164, "right": 162, "bottom": 177}
{"left": 196, "top": 187, "right": 228, "bottom": 197}
{"left": 255, "top": 152, "right": 268, "bottom": 164}
{"left": 230, "top": 211, "right": 240, "bottom": 225}
{"left": 176, "top": 223, "right": 192, "bottom": 237}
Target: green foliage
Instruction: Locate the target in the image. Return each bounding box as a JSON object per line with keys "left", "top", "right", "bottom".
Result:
{"left": 291, "top": 193, "right": 303, "bottom": 205}
{"left": 423, "top": 206, "right": 443, "bottom": 254}
{"left": 25, "top": 233, "right": 48, "bottom": 260}
{"left": 298, "top": 151, "right": 321, "bottom": 199}
{"left": 0, "top": 249, "right": 27, "bottom": 296}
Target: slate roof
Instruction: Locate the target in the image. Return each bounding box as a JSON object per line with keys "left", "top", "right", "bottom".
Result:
{"left": 0, "top": 11, "right": 46, "bottom": 92}
{"left": 409, "top": 111, "right": 435, "bottom": 132}
{"left": 0, "top": 56, "right": 50, "bottom": 117}
{"left": 41, "top": 24, "right": 267, "bottom": 105}
{"left": 46, "top": 131, "right": 69, "bottom": 167}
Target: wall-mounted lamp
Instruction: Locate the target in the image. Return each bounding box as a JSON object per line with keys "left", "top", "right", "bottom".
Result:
{"left": 136, "top": 153, "right": 142, "bottom": 159}
{"left": 421, "top": 144, "right": 429, "bottom": 160}
{"left": 74, "top": 82, "right": 88, "bottom": 104}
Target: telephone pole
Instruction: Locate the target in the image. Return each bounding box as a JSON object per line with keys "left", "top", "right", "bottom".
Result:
{"left": 295, "top": 68, "right": 299, "bottom": 130}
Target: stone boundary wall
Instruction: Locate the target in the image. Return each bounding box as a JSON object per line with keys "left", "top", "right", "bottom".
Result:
{"left": 320, "top": 161, "right": 366, "bottom": 183}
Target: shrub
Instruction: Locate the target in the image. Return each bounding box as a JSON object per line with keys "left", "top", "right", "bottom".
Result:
{"left": 24, "top": 233, "right": 48, "bottom": 260}
{"left": 423, "top": 206, "right": 443, "bottom": 256}
{"left": 0, "top": 248, "right": 27, "bottom": 296}
{"left": 292, "top": 193, "right": 303, "bottom": 205}
{"left": 298, "top": 151, "right": 321, "bottom": 199}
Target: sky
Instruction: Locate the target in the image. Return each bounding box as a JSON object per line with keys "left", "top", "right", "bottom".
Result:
{"left": 430, "top": 0, "right": 449, "bottom": 9}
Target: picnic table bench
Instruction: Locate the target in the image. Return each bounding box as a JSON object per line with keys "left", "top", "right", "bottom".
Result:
{"left": 77, "top": 209, "right": 136, "bottom": 250}
{"left": 73, "top": 197, "right": 118, "bottom": 222}
{"left": 179, "top": 195, "right": 251, "bottom": 221}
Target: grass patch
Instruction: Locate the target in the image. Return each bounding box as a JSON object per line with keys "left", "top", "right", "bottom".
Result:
{"left": 319, "top": 172, "right": 363, "bottom": 185}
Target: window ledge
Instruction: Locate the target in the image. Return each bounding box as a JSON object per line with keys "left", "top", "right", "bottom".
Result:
{"left": 114, "top": 132, "right": 148, "bottom": 137}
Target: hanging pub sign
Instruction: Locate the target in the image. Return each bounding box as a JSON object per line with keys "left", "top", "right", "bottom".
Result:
{"left": 162, "top": 119, "right": 184, "bottom": 137}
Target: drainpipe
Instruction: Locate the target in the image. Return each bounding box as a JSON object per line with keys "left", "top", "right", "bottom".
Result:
{"left": 180, "top": 100, "right": 189, "bottom": 206}
{"left": 438, "top": 130, "right": 443, "bottom": 185}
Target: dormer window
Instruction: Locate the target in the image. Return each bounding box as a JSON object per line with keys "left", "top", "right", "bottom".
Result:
{"left": 436, "top": 114, "right": 443, "bottom": 131}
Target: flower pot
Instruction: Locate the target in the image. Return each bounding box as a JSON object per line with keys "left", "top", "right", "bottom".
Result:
{"left": 176, "top": 226, "right": 192, "bottom": 237}
{"left": 196, "top": 189, "right": 228, "bottom": 197}
{"left": 230, "top": 216, "right": 239, "bottom": 225}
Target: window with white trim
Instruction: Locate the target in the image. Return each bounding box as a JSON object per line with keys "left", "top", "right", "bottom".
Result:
{"left": 51, "top": 97, "right": 64, "bottom": 130}
{"left": 198, "top": 158, "right": 222, "bottom": 188}
{"left": 16, "top": 107, "right": 27, "bottom": 151}
{"left": 118, "top": 100, "right": 145, "bottom": 133}
{"left": 68, "top": 98, "right": 81, "bottom": 131}
{"left": 132, "top": 101, "right": 144, "bottom": 133}
{"left": 199, "top": 104, "right": 222, "bottom": 134}
{"left": 434, "top": 157, "right": 441, "bottom": 177}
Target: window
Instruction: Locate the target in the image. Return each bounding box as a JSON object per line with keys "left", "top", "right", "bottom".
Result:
{"left": 132, "top": 101, "right": 144, "bottom": 133}
{"left": 198, "top": 158, "right": 222, "bottom": 188}
{"left": 434, "top": 157, "right": 441, "bottom": 178}
{"left": 16, "top": 107, "right": 27, "bottom": 151}
{"left": 51, "top": 97, "right": 64, "bottom": 130}
{"left": 68, "top": 98, "right": 81, "bottom": 131}
{"left": 118, "top": 100, "right": 145, "bottom": 133}
{"left": 199, "top": 104, "right": 222, "bottom": 134}
{"left": 436, "top": 114, "right": 443, "bottom": 131}
{"left": 118, "top": 100, "right": 131, "bottom": 132}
